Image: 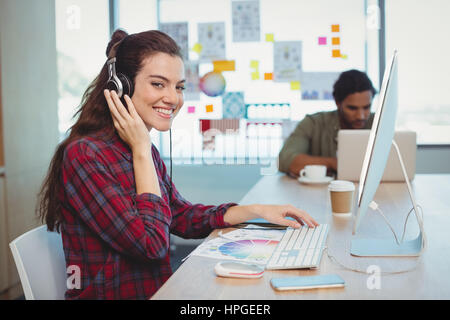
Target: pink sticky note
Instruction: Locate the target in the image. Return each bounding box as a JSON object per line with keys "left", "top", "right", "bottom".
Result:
{"left": 318, "top": 37, "right": 327, "bottom": 45}
{"left": 187, "top": 106, "right": 195, "bottom": 114}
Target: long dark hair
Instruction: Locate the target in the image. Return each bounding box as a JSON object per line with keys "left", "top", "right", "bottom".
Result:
{"left": 37, "top": 29, "right": 182, "bottom": 232}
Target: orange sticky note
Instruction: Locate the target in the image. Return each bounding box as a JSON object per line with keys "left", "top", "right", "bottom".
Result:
{"left": 332, "top": 49, "right": 341, "bottom": 58}
{"left": 332, "top": 37, "right": 340, "bottom": 45}
{"left": 264, "top": 72, "right": 273, "bottom": 80}
{"left": 206, "top": 104, "right": 213, "bottom": 113}
{"left": 331, "top": 24, "right": 340, "bottom": 32}
{"left": 213, "top": 60, "right": 235, "bottom": 72}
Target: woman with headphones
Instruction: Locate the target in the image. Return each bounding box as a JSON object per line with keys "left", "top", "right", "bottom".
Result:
{"left": 37, "top": 29, "right": 318, "bottom": 300}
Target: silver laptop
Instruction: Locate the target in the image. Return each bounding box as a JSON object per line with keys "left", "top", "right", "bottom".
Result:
{"left": 337, "top": 130, "right": 416, "bottom": 182}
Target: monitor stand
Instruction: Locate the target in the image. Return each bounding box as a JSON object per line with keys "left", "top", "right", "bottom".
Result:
{"left": 350, "top": 140, "right": 425, "bottom": 257}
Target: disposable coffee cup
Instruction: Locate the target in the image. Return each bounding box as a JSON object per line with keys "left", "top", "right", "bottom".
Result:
{"left": 328, "top": 180, "right": 355, "bottom": 216}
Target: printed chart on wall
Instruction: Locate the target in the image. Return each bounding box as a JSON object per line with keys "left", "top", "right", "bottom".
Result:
{"left": 273, "top": 41, "right": 302, "bottom": 82}
{"left": 189, "top": 226, "right": 284, "bottom": 265}
{"left": 159, "top": 22, "right": 189, "bottom": 60}
{"left": 232, "top": 0, "right": 260, "bottom": 42}
{"left": 198, "top": 22, "right": 226, "bottom": 62}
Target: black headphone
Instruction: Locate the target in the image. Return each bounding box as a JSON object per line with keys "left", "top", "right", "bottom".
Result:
{"left": 106, "top": 55, "right": 134, "bottom": 102}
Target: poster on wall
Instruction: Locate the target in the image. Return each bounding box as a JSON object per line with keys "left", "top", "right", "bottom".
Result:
{"left": 273, "top": 41, "right": 303, "bottom": 82}
{"left": 232, "top": 0, "right": 261, "bottom": 42}
{"left": 184, "top": 61, "right": 200, "bottom": 101}
{"left": 198, "top": 22, "right": 226, "bottom": 62}
{"left": 300, "top": 72, "right": 340, "bottom": 100}
{"left": 159, "top": 22, "right": 189, "bottom": 60}
{"left": 223, "top": 92, "right": 245, "bottom": 118}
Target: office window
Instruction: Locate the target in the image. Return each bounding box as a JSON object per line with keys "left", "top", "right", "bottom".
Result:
{"left": 386, "top": 0, "right": 450, "bottom": 144}
{"left": 55, "top": 0, "right": 109, "bottom": 141}
{"left": 157, "top": 0, "right": 368, "bottom": 163}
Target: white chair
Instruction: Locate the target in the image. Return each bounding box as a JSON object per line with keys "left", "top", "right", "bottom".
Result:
{"left": 9, "top": 225, "right": 67, "bottom": 300}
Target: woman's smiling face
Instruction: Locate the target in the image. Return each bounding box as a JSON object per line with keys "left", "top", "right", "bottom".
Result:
{"left": 131, "top": 52, "right": 185, "bottom": 132}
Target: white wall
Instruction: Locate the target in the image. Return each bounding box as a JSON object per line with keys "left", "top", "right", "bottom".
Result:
{"left": 0, "top": 0, "right": 59, "bottom": 291}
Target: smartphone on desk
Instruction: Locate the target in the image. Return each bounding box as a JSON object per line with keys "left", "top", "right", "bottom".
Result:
{"left": 271, "top": 274, "right": 345, "bottom": 291}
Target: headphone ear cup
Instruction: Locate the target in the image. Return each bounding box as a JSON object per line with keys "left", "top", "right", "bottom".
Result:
{"left": 117, "top": 73, "right": 133, "bottom": 98}
{"left": 106, "top": 79, "right": 119, "bottom": 93}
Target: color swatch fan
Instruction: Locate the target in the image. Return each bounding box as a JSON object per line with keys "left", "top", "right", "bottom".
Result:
{"left": 219, "top": 239, "right": 279, "bottom": 263}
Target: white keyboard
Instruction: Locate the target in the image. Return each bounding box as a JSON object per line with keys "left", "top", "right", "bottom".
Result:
{"left": 266, "top": 224, "right": 329, "bottom": 270}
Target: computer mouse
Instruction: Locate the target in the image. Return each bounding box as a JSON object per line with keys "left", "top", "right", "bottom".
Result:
{"left": 214, "top": 261, "right": 264, "bottom": 279}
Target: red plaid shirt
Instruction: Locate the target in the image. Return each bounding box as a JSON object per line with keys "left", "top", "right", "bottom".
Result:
{"left": 60, "top": 131, "right": 236, "bottom": 299}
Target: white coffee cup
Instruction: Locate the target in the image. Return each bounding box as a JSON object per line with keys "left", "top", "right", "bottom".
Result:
{"left": 299, "top": 165, "right": 327, "bottom": 181}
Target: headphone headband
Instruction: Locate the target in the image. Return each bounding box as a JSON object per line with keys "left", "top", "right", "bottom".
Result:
{"left": 106, "top": 47, "right": 133, "bottom": 99}
{"left": 106, "top": 57, "right": 124, "bottom": 97}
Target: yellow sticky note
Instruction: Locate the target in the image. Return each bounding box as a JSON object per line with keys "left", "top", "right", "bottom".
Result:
{"left": 192, "top": 43, "right": 203, "bottom": 54}
{"left": 341, "top": 54, "right": 348, "bottom": 59}
{"left": 251, "top": 71, "right": 260, "bottom": 80}
{"left": 332, "top": 49, "right": 341, "bottom": 58}
{"left": 213, "top": 60, "right": 235, "bottom": 72}
{"left": 331, "top": 24, "right": 340, "bottom": 32}
{"left": 265, "top": 33, "right": 274, "bottom": 42}
{"left": 290, "top": 81, "right": 300, "bottom": 90}
{"left": 205, "top": 104, "right": 214, "bottom": 113}
{"left": 250, "top": 60, "right": 259, "bottom": 69}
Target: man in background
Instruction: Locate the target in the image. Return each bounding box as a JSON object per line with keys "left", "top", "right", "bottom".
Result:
{"left": 278, "top": 69, "right": 376, "bottom": 177}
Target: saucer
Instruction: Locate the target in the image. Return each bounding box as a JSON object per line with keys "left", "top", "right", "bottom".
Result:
{"left": 298, "top": 176, "right": 334, "bottom": 185}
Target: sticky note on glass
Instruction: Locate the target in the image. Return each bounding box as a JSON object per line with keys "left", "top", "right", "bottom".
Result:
{"left": 250, "top": 60, "right": 259, "bottom": 69}
{"left": 332, "top": 37, "right": 340, "bottom": 45}
{"left": 264, "top": 72, "right": 273, "bottom": 80}
{"left": 213, "top": 60, "right": 235, "bottom": 72}
{"left": 192, "top": 43, "right": 203, "bottom": 54}
{"left": 331, "top": 24, "right": 340, "bottom": 32}
{"left": 332, "top": 49, "right": 341, "bottom": 58}
{"left": 341, "top": 54, "right": 348, "bottom": 59}
{"left": 187, "top": 106, "right": 195, "bottom": 114}
{"left": 251, "top": 71, "right": 260, "bottom": 80}
{"left": 265, "top": 33, "right": 274, "bottom": 42}
{"left": 206, "top": 104, "right": 214, "bottom": 113}
{"left": 290, "top": 81, "right": 300, "bottom": 90}
{"left": 318, "top": 37, "right": 327, "bottom": 45}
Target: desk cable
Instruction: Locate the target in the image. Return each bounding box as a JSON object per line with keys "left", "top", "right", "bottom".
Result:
{"left": 324, "top": 203, "right": 425, "bottom": 276}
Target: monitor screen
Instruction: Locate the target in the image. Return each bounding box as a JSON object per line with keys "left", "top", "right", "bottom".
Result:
{"left": 352, "top": 50, "right": 399, "bottom": 234}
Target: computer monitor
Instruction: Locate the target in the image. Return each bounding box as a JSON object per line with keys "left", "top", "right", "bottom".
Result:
{"left": 350, "top": 50, "right": 425, "bottom": 256}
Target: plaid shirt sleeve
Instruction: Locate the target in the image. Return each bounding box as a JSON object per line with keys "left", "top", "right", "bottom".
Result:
{"left": 63, "top": 140, "right": 172, "bottom": 262}
{"left": 150, "top": 145, "right": 238, "bottom": 239}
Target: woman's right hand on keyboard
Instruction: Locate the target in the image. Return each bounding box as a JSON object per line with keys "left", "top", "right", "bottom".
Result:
{"left": 251, "top": 204, "right": 319, "bottom": 229}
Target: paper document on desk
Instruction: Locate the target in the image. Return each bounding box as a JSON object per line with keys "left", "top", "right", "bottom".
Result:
{"left": 188, "top": 225, "right": 284, "bottom": 265}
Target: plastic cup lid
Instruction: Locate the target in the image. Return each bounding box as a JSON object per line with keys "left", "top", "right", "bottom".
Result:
{"left": 328, "top": 180, "right": 355, "bottom": 191}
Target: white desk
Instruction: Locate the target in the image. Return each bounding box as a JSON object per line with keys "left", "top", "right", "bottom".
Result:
{"left": 152, "top": 174, "right": 450, "bottom": 299}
